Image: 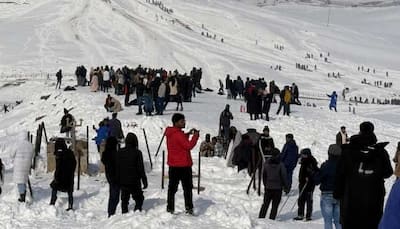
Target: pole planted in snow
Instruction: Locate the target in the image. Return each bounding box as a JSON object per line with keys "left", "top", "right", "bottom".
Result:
{"left": 142, "top": 128, "right": 153, "bottom": 169}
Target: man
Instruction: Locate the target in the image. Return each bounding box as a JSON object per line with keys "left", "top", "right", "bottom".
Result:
{"left": 56, "top": 69, "right": 63, "bottom": 89}
{"left": 336, "top": 126, "right": 349, "bottom": 145}
{"left": 280, "top": 134, "right": 299, "bottom": 191}
{"left": 219, "top": 104, "right": 233, "bottom": 141}
{"left": 60, "top": 108, "right": 75, "bottom": 138}
{"left": 334, "top": 121, "right": 393, "bottom": 229}
{"left": 165, "top": 113, "right": 199, "bottom": 215}
{"left": 108, "top": 113, "right": 124, "bottom": 141}
{"left": 327, "top": 91, "right": 338, "bottom": 112}
{"left": 200, "top": 134, "right": 214, "bottom": 157}
{"left": 258, "top": 126, "right": 275, "bottom": 159}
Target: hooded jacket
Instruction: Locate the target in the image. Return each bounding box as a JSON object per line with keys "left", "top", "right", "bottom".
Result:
{"left": 165, "top": 127, "right": 199, "bottom": 167}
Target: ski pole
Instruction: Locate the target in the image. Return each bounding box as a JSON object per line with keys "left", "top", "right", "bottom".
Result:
{"left": 289, "top": 180, "right": 309, "bottom": 212}
{"left": 142, "top": 128, "right": 153, "bottom": 169}
{"left": 277, "top": 193, "right": 290, "bottom": 216}
{"left": 155, "top": 131, "right": 166, "bottom": 158}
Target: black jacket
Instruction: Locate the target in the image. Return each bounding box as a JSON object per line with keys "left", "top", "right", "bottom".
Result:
{"left": 116, "top": 134, "right": 147, "bottom": 187}
{"left": 334, "top": 133, "right": 393, "bottom": 229}
{"left": 298, "top": 155, "right": 319, "bottom": 192}
{"left": 263, "top": 154, "right": 288, "bottom": 190}
{"left": 51, "top": 148, "right": 76, "bottom": 192}
{"left": 101, "top": 137, "right": 119, "bottom": 184}
{"left": 315, "top": 156, "right": 339, "bottom": 192}
{"left": 108, "top": 118, "right": 124, "bottom": 139}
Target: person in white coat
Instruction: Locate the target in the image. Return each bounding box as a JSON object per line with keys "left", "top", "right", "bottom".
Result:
{"left": 226, "top": 126, "right": 242, "bottom": 167}
{"left": 13, "top": 131, "right": 34, "bottom": 202}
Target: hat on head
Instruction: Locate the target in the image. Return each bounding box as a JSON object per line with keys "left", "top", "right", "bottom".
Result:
{"left": 172, "top": 113, "right": 185, "bottom": 124}
{"left": 300, "top": 148, "right": 312, "bottom": 156}
{"left": 263, "top": 126, "right": 269, "bottom": 132}
{"left": 360, "top": 121, "right": 374, "bottom": 134}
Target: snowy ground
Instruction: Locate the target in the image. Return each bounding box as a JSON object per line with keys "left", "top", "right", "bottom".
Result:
{"left": 0, "top": 0, "right": 400, "bottom": 228}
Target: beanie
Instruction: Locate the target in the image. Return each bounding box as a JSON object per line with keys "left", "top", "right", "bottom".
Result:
{"left": 300, "top": 148, "right": 312, "bottom": 156}
{"left": 172, "top": 113, "right": 185, "bottom": 124}
{"left": 360, "top": 121, "right": 374, "bottom": 134}
{"left": 263, "top": 126, "right": 269, "bottom": 132}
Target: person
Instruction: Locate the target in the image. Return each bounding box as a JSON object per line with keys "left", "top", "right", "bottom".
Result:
{"left": 60, "top": 108, "right": 75, "bottom": 137}
{"left": 262, "top": 90, "right": 273, "bottom": 121}
{"left": 392, "top": 142, "right": 400, "bottom": 177}
{"left": 280, "top": 134, "right": 299, "bottom": 191}
{"left": 104, "top": 94, "right": 122, "bottom": 113}
{"left": 115, "top": 133, "right": 148, "bottom": 214}
{"left": 0, "top": 158, "right": 4, "bottom": 195}
{"left": 200, "top": 134, "right": 214, "bottom": 157}
{"left": 226, "top": 127, "right": 242, "bottom": 167}
{"left": 336, "top": 126, "right": 349, "bottom": 145}
{"left": 50, "top": 138, "right": 76, "bottom": 210}
{"left": 108, "top": 113, "right": 124, "bottom": 141}
{"left": 56, "top": 69, "right": 62, "bottom": 89}
{"left": 219, "top": 104, "right": 233, "bottom": 141}
{"left": 283, "top": 86, "right": 291, "bottom": 116}
{"left": 315, "top": 140, "right": 342, "bottom": 229}
{"left": 212, "top": 137, "right": 224, "bottom": 157}
{"left": 334, "top": 121, "right": 393, "bottom": 229}
{"left": 93, "top": 119, "right": 109, "bottom": 153}
{"left": 3, "top": 104, "right": 9, "bottom": 113}
{"left": 294, "top": 148, "right": 319, "bottom": 221}
{"left": 258, "top": 147, "right": 288, "bottom": 220}
{"left": 13, "top": 131, "right": 34, "bottom": 202}
{"left": 258, "top": 126, "right": 275, "bottom": 159}
{"left": 165, "top": 113, "right": 200, "bottom": 215}
{"left": 101, "top": 136, "right": 119, "bottom": 217}
{"left": 327, "top": 91, "right": 338, "bottom": 112}
{"left": 379, "top": 179, "right": 400, "bottom": 229}
{"left": 276, "top": 87, "right": 285, "bottom": 115}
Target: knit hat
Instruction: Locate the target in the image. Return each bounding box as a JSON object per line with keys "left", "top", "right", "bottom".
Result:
{"left": 300, "top": 148, "right": 312, "bottom": 156}
{"left": 263, "top": 126, "right": 269, "bottom": 132}
{"left": 360, "top": 121, "right": 374, "bottom": 134}
{"left": 172, "top": 113, "right": 185, "bottom": 124}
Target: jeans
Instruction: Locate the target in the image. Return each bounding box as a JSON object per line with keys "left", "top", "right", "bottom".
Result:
{"left": 321, "top": 193, "right": 341, "bottom": 229}
{"left": 17, "top": 183, "right": 26, "bottom": 194}
{"left": 155, "top": 97, "right": 165, "bottom": 114}
{"left": 108, "top": 183, "right": 121, "bottom": 217}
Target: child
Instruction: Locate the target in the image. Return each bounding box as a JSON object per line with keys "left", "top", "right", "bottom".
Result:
{"left": 294, "top": 148, "right": 319, "bottom": 221}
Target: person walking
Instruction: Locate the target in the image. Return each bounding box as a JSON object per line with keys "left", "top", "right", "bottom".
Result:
{"left": 280, "top": 134, "right": 299, "bottom": 191}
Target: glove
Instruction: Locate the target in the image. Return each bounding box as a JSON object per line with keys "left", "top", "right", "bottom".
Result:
{"left": 142, "top": 178, "right": 148, "bottom": 190}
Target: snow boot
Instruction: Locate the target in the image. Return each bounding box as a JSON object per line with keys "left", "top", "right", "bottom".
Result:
{"left": 18, "top": 193, "right": 26, "bottom": 202}
{"left": 185, "top": 208, "right": 194, "bottom": 215}
{"left": 293, "top": 216, "right": 304, "bottom": 221}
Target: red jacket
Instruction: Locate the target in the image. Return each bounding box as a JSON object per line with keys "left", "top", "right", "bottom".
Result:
{"left": 165, "top": 126, "right": 199, "bottom": 167}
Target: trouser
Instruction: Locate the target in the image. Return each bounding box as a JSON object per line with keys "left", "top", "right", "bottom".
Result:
{"left": 298, "top": 190, "right": 314, "bottom": 218}
{"left": 155, "top": 97, "right": 165, "bottom": 114}
{"left": 276, "top": 101, "right": 284, "bottom": 114}
{"left": 321, "top": 193, "right": 341, "bottom": 229}
{"left": 137, "top": 96, "right": 143, "bottom": 113}
{"left": 283, "top": 103, "right": 290, "bottom": 116}
{"left": 259, "top": 189, "right": 282, "bottom": 219}
{"left": 120, "top": 183, "right": 144, "bottom": 214}
{"left": 167, "top": 167, "right": 193, "bottom": 212}
{"left": 56, "top": 81, "right": 62, "bottom": 89}
{"left": 285, "top": 167, "right": 294, "bottom": 190}
{"left": 17, "top": 183, "right": 26, "bottom": 194}
{"left": 107, "top": 183, "right": 121, "bottom": 216}
{"left": 50, "top": 188, "right": 73, "bottom": 207}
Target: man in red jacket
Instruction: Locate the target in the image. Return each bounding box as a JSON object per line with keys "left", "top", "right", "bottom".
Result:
{"left": 166, "top": 113, "right": 200, "bottom": 215}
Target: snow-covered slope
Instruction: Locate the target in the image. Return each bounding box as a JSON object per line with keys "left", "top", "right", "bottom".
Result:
{"left": 0, "top": 0, "right": 400, "bottom": 228}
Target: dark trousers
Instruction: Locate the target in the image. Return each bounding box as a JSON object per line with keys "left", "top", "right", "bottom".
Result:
{"left": 108, "top": 183, "right": 120, "bottom": 217}
{"left": 283, "top": 103, "right": 290, "bottom": 116}
{"left": 50, "top": 188, "right": 73, "bottom": 207}
{"left": 259, "top": 189, "right": 282, "bottom": 219}
{"left": 56, "top": 80, "right": 62, "bottom": 89}
{"left": 298, "top": 191, "right": 314, "bottom": 218}
{"left": 120, "top": 183, "right": 144, "bottom": 214}
{"left": 167, "top": 167, "right": 193, "bottom": 212}
{"left": 276, "top": 101, "right": 284, "bottom": 114}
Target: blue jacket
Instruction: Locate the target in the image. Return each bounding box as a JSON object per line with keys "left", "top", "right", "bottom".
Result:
{"left": 379, "top": 179, "right": 400, "bottom": 229}
{"left": 95, "top": 126, "right": 109, "bottom": 145}
{"left": 315, "top": 157, "right": 338, "bottom": 192}
{"left": 280, "top": 140, "right": 299, "bottom": 170}
{"left": 328, "top": 92, "right": 337, "bottom": 107}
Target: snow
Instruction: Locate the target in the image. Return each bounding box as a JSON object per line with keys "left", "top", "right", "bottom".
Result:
{"left": 0, "top": 0, "right": 400, "bottom": 228}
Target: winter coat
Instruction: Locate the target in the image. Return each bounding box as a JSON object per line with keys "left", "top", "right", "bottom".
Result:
{"left": 379, "top": 179, "right": 400, "bottom": 229}
{"left": 392, "top": 149, "right": 400, "bottom": 177}
{"left": 336, "top": 131, "right": 348, "bottom": 145}
{"left": 334, "top": 133, "right": 393, "bottom": 229}
{"left": 263, "top": 155, "right": 288, "bottom": 190}
{"left": 262, "top": 93, "right": 273, "bottom": 113}
{"left": 298, "top": 155, "right": 319, "bottom": 192}
{"left": 115, "top": 135, "right": 147, "bottom": 187}
{"left": 13, "top": 132, "right": 34, "bottom": 184}
{"left": 315, "top": 156, "right": 339, "bottom": 193}
{"left": 232, "top": 137, "right": 252, "bottom": 172}
{"left": 258, "top": 134, "right": 275, "bottom": 158}
{"left": 328, "top": 92, "right": 337, "bottom": 107}
{"left": 200, "top": 141, "right": 214, "bottom": 157}
{"left": 169, "top": 81, "right": 178, "bottom": 96}
{"left": 281, "top": 140, "right": 299, "bottom": 171}
{"left": 108, "top": 118, "right": 124, "bottom": 139}
{"left": 226, "top": 131, "right": 242, "bottom": 167}
{"left": 51, "top": 147, "right": 76, "bottom": 192}
{"left": 219, "top": 109, "right": 233, "bottom": 127}
{"left": 60, "top": 113, "right": 74, "bottom": 133}
{"left": 165, "top": 127, "right": 199, "bottom": 167}
{"left": 101, "top": 138, "right": 118, "bottom": 184}
{"left": 90, "top": 74, "right": 99, "bottom": 92}
{"left": 283, "top": 89, "right": 291, "bottom": 104}
{"left": 110, "top": 97, "right": 122, "bottom": 113}
{"left": 95, "top": 126, "right": 109, "bottom": 146}
{"left": 158, "top": 82, "right": 166, "bottom": 98}
{"left": 327, "top": 144, "right": 342, "bottom": 156}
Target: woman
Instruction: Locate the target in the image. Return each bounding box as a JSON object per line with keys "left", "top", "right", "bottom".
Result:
{"left": 50, "top": 138, "right": 76, "bottom": 211}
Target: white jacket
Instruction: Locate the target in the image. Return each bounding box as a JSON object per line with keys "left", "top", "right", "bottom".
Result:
{"left": 13, "top": 132, "right": 34, "bottom": 184}
{"left": 226, "top": 131, "right": 242, "bottom": 167}
{"left": 158, "top": 83, "right": 166, "bottom": 98}
{"left": 103, "top": 70, "right": 110, "bottom": 81}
